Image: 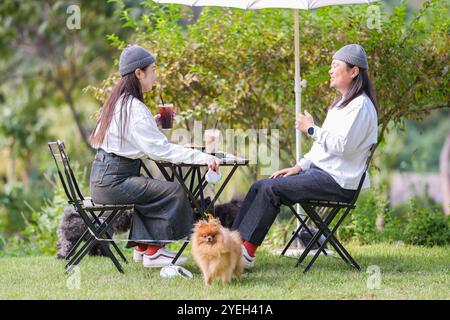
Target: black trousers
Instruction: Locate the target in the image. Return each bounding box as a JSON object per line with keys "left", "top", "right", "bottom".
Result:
{"left": 231, "top": 164, "right": 356, "bottom": 245}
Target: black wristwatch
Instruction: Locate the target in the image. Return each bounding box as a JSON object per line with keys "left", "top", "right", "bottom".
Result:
{"left": 307, "top": 126, "right": 315, "bottom": 136}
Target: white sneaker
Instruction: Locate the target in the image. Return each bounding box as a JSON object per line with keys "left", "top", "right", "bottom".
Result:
{"left": 133, "top": 249, "right": 145, "bottom": 263}
{"left": 241, "top": 245, "right": 256, "bottom": 269}
{"left": 143, "top": 248, "right": 188, "bottom": 268}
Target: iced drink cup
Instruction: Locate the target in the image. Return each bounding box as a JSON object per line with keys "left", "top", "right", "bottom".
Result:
{"left": 159, "top": 103, "right": 174, "bottom": 129}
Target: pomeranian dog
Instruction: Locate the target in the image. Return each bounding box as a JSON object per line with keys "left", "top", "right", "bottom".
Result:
{"left": 191, "top": 217, "right": 243, "bottom": 285}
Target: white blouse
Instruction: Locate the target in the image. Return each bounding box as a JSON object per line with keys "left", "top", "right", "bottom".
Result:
{"left": 298, "top": 93, "right": 378, "bottom": 190}
{"left": 98, "top": 95, "right": 208, "bottom": 164}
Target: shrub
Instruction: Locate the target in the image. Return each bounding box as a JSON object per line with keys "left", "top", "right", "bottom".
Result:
{"left": 0, "top": 183, "right": 32, "bottom": 235}
{"left": 19, "top": 186, "right": 68, "bottom": 255}
{"left": 1, "top": 163, "right": 88, "bottom": 256}
{"left": 401, "top": 199, "right": 450, "bottom": 246}
{"left": 337, "top": 184, "right": 389, "bottom": 244}
{"left": 264, "top": 186, "right": 450, "bottom": 248}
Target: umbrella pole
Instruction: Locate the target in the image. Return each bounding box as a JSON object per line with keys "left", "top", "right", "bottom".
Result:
{"left": 294, "top": 9, "right": 301, "bottom": 164}
{"left": 294, "top": 9, "right": 304, "bottom": 249}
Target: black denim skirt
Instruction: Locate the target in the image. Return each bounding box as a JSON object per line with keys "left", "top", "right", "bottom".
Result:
{"left": 89, "top": 149, "right": 194, "bottom": 247}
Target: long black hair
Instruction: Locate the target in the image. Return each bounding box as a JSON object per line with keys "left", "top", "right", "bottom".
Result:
{"left": 331, "top": 63, "right": 379, "bottom": 113}
{"left": 90, "top": 65, "right": 150, "bottom": 148}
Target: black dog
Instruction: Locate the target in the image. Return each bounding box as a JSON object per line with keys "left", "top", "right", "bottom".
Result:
{"left": 56, "top": 206, "right": 133, "bottom": 259}
{"left": 214, "top": 195, "right": 244, "bottom": 229}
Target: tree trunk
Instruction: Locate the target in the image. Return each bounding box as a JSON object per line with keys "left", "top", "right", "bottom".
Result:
{"left": 21, "top": 149, "right": 31, "bottom": 191}
{"left": 64, "top": 90, "right": 92, "bottom": 151}
{"left": 439, "top": 130, "right": 450, "bottom": 215}
{"left": 5, "top": 145, "right": 16, "bottom": 186}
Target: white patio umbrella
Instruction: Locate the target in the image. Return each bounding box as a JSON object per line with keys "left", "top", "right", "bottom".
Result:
{"left": 154, "top": 0, "right": 378, "bottom": 164}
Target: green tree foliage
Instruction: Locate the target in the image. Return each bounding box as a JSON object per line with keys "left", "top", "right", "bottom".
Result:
{"left": 0, "top": 0, "right": 131, "bottom": 234}
{"left": 91, "top": 0, "right": 449, "bottom": 171}
{"left": 382, "top": 109, "right": 450, "bottom": 172}
{"left": 0, "top": 0, "right": 130, "bottom": 155}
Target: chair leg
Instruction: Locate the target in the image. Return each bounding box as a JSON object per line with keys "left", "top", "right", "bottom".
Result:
{"left": 304, "top": 206, "right": 360, "bottom": 272}
{"left": 66, "top": 237, "right": 96, "bottom": 272}
{"left": 321, "top": 210, "right": 361, "bottom": 271}
{"left": 90, "top": 210, "right": 126, "bottom": 273}
{"left": 303, "top": 224, "right": 360, "bottom": 273}
{"left": 88, "top": 209, "right": 128, "bottom": 264}
{"left": 170, "top": 241, "right": 189, "bottom": 265}
{"left": 302, "top": 206, "right": 351, "bottom": 266}
{"left": 97, "top": 243, "right": 125, "bottom": 273}
{"left": 312, "top": 207, "right": 352, "bottom": 265}
{"left": 317, "top": 225, "right": 359, "bottom": 270}
{"left": 109, "top": 238, "right": 128, "bottom": 264}
{"left": 303, "top": 247, "right": 323, "bottom": 273}
{"left": 281, "top": 224, "right": 302, "bottom": 256}
{"left": 295, "top": 206, "right": 348, "bottom": 269}
{"left": 66, "top": 208, "right": 104, "bottom": 268}
{"left": 65, "top": 228, "right": 89, "bottom": 260}
{"left": 72, "top": 208, "right": 125, "bottom": 273}
{"left": 281, "top": 206, "right": 307, "bottom": 256}
{"left": 294, "top": 222, "right": 327, "bottom": 268}
{"left": 67, "top": 237, "right": 124, "bottom": 274}
{"left": 95, "top": 224, "right": 128, "bottom": 265}
{"left": 65, "top": 209, "right": 109, "bottom": 260}
{"left": 285, "top": 205, "right": 329, "bottom": 257}
{"left": 309, "top": 226, "right": 361, "bottom": 272}
{"left": 301, "top": 215, "right": 341, "bottom": 273}
{"left": 66, "top": 230, "right": 124, "bottom": 273}
{"left": 66, "top": 230, "right": 97, "bottom": 270}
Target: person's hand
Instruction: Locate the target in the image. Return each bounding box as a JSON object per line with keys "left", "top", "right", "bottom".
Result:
{"left": 154, "top": 110, "right": 176, "bottom": 127}
{"left": 295, "top": 110, "right": 314, "bottom": 133}
{"left": 206, "top": 155, "right": 221, "bottom": 172}
{"left": 154, "top": 114, "right": 161, "bottom": 126}
{"left": 269, "top": 165, "right": 302, "bottom": 179}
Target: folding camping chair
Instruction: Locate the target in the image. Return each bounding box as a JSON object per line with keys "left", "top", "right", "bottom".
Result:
{"left": 48, "top": 140, "right": 134, "bottom": 273}
{"left": 281, "top": 144, "right": 376, "bottom": 273}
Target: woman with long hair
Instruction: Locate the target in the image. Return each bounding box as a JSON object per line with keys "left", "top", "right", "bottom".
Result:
{"left": 232, "top": 44, "right": 378, "bottom": 269}
{"left": 89, "top": 45, "right": 221, "bottom": 268}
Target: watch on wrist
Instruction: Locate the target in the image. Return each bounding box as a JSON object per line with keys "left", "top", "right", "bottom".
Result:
{"left": 307, "top": 126, "right": 315, "bottom": 136}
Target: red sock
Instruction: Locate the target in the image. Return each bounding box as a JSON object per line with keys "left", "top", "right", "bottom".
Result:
{"left": 136, "top": 244, "right": 148, "bottom": 252}
{"left": 243, "top": 241, "right": 258, "bottom": 257}
{"left": 145, "top": 244, "right": 165, "bottom": 256}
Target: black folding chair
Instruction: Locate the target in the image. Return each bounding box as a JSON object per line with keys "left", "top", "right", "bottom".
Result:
{"left": 281, "top": 144, "right": 376, "bottom": 273}
{"left": 48, "top": 140, "right": 133, "bottom": 273}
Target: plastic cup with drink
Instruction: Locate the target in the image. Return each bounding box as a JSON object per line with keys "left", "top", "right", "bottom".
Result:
{"left": 159, "top": 103, "right": 174, "bottom": 129}
{"left": 204, "top": 129, "right": 221, "bottom": 154}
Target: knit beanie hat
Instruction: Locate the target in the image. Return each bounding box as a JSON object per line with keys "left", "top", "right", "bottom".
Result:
{"left": 332, "top": 44, "right": 368, "bottom": 69}
{"left": 119, "top": 45, "right": 155, "bottom": 76}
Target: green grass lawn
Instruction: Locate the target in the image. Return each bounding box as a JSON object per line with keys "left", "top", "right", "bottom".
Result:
{"left": 0, "top": 243, "right": 448, "bottom": 300}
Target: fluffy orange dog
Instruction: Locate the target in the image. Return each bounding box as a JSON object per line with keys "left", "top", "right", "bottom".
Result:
{"left": 191, "top": 217, "right": 243, "bottom": 285}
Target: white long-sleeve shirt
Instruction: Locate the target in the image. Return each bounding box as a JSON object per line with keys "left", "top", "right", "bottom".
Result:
{"left": 98, "top": 95, "right": 208, "bottom": 164}
{"left": 298, "top": 93, "right": 378, "bottom": 190}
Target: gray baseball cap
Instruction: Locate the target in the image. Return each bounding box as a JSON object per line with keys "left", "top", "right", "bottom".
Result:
{"left": 119, "top": 45, "right": 155, "bottom": 76}
{"left": 332, "top": 44, "right": 368, "bottom": 69}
